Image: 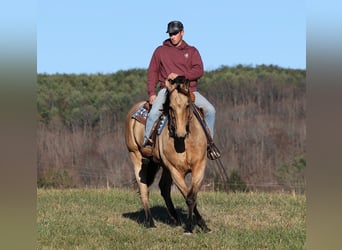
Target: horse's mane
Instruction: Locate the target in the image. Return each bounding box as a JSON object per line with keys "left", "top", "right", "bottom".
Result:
{"left": 163, "top": 78, "right": 191, "bottom": 114}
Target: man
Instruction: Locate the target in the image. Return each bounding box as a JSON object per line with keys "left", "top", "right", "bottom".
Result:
{"left": 141, "top": 20, "right": 216, "bottom": 157}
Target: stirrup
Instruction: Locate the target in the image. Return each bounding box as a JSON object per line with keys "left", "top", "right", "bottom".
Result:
{"left": 207, "top": 142, "right": 221, "bottom": 160}
{"left": 141, "top": 138, "right": 154, "bottom": 157}
{"left": 141, "top": 145, "right": 153, "bottom": 157}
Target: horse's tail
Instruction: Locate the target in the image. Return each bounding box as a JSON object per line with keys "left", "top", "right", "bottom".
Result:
{"left": 144, "top": 160, "right": 160, "bottom": 187}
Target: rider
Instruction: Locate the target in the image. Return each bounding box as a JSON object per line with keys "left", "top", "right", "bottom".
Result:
{"left": 141, "top": 20, "right": 216, "bottom": 157}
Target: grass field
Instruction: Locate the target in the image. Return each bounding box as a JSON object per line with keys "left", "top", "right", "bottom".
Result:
{"left": 37, "top": 188, "right": 306, "bottom": 249}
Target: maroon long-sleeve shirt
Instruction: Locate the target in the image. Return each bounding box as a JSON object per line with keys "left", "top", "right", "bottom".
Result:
{"left": 147, "top": 39, "right": 204, "bottom": 96}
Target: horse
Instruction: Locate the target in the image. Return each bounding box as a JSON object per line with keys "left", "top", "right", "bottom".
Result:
{"left": 125, "top": 76, "right": 210, "bottom": 233}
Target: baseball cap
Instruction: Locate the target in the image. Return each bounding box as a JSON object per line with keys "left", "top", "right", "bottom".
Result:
{"left": 166, "top": 21, "right": 184, "bottom": 33}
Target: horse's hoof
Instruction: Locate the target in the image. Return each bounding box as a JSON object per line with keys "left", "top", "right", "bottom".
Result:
{"left": 183, "top": 226, "right": 193, "bottom": 235}
{"left": 144, "top": 221, "right": 156, "bottom": 228}
{"left": 169, "top": 218, "right": 181, "bottom": 227}
{"left": 145, "top": 224, "right": 156, "bottom": 228}
{"left": 169, "top": 222, "right": 178, "bottom": 228}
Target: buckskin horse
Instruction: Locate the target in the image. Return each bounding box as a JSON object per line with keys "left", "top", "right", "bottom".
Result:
{"left": 125, "top": 76, "right": 210, "bottom": 233}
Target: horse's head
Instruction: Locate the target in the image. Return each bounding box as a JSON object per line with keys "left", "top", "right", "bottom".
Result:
{"left": 165, "top": 76, "right": 192, "bottom": 139}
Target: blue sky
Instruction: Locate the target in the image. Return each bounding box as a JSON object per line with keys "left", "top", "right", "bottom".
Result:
{"left": 37, "top": 0, "right": 306, "bottom": 74}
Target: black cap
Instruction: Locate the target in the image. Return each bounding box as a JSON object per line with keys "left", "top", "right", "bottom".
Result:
{"left": 166, "top": 21, "right": 184, "bottom": 33}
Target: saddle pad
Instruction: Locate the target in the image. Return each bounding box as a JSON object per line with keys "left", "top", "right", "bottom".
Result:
{"left": 157, "top": 116, "right": 168, "bottom": 135}
{"left": 131, "top": 103, "right": 149, "bottom": 125}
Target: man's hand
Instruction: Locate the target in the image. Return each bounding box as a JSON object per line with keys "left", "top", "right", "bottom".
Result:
{"left": 167, "top": 73, "right": 178, "bottom": 81}
{"left": 149, "top": 94, "right": 156, "bottom": 105}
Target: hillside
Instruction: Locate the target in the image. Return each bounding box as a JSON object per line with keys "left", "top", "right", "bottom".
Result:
{"left": 37, "top": 65, "right": 306, "bottom": 192}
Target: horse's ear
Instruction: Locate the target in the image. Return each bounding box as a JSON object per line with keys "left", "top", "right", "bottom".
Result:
{"left": 165, "top": 78, "right": 176, "bottom": 91}
{"left": 180, "top": 82, "right": 189, "bottom": 92}
{"left": 185, "top": 79, "right": 190, "bottom": 89}
{"left": 180, "top": 79, "right": 190, "bottom": 92}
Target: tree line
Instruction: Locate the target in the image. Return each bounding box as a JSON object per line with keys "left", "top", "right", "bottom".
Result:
{"left": 37, "top": 64, "right": 306, "bottom": 193}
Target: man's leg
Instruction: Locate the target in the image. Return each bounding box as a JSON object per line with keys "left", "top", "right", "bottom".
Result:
{"left": 193, "top": 91, "right": 220, "bottom": 160}
{"left": 141, "top": 89, "right": 167, "bottom": 157}
{"left": 193, "top": 91, "right": 216, "bottom": 138}
{"left": 144, "top": 88, "right": 167, "bottom": 143}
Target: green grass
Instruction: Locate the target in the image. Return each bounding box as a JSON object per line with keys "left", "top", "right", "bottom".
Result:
{"left": 37, "top": 189, "right": 306, "bottom": 249}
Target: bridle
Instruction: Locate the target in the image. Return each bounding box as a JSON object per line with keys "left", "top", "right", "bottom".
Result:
{"left": 166, "top": 77, "right": 193, "bottom": 138}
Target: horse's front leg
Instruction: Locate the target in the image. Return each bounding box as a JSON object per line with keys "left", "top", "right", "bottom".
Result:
{"left": 184, "top": 189, "right": 196, "bottom": 234}
{"left": 194, "top": 205, "right": 211, "bottom": 232}
{"left": 185, "top": 194, "right": 211, "bottom": 233}
{"left": 185, "top": 163, "right": 210, "bottom": 233}
{"left": 167, "top": 168, "right": 195, "bottom": 233}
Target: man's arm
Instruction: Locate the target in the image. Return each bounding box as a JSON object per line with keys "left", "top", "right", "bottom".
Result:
{"left": 185, "top": 47, "right": 204, "bottom": 80}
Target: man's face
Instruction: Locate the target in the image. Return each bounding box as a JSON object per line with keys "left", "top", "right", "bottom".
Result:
{"left": 169, "top": 30, "right": 184, "bottom": 46}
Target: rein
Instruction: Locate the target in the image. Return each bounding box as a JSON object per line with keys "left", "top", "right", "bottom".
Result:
{"left": 166, "top": 80, "right": 193, "bottom": 138}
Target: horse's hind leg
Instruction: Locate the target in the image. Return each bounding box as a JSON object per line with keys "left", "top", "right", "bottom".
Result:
{"left": 131, "top": 152, "right": 155, "bottom": 228}
{"left": 159, "top": 168, "right": 181, "bottom": 226}
{"left": 139, "top": 183, "right": 155, "bottom": 228}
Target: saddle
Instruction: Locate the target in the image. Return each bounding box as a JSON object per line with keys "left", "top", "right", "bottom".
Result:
{"left": 131, "top": 102, "right": 151, "bottom": 125}
{"left": 131, "top": 101, "right": 169, "bottom": 144}
{"left": 131, "top": 101, "right": 221, "bottom": 160}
